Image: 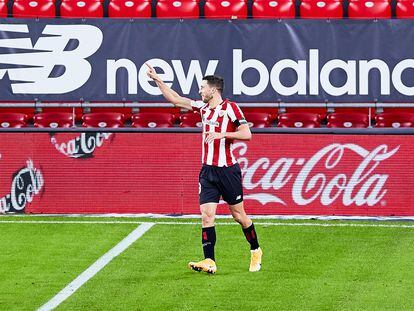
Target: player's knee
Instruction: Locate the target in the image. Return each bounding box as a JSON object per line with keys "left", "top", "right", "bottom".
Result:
{"left": 233, "top": 213, "right": 250, "bottom": 227}
{"left": 201, "top": 213, "right": 215, "bottom": 226}
{"left": 232, "top": 212, "right": 243, "bottom": 224}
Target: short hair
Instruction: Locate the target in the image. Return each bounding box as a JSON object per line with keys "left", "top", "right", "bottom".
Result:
{"left": 202, "top": 75, "right": 224, "bottom": 94}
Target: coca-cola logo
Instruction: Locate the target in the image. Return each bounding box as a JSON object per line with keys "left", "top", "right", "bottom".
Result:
{"left": 233, "top": 143, "right": 399, "bottom": 207}
{"left": 50, "top": 133, "right": 113, "bottom": 158}
{"left": 0, "top": 160, "right": 44, "bottom": 213}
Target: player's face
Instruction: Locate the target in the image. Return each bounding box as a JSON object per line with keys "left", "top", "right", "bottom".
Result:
{"left": 199, "top": 81, "right": 216, "bottom": 103}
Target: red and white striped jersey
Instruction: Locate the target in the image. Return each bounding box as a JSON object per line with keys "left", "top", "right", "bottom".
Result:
{"left": 191, "top": 99, "right": 247, "bottom": 167}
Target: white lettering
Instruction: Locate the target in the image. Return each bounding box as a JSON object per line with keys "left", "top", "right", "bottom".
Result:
{"left": 233, "top": 49, "right": 269, "bottom": 95}
{"left": 138, "top": 58, "right": 174, "bottom": 95}
{"left": 392, "top": 59, "right": 414, "bottom": 96}
{"left": 233, "top": 142, "right": 399, "bottom": 207}
{"left": 320, "top": 59, "right": 357, "bottom": 96}
{"left": 172, "top": 60, "right": 218, "bottom": 93}
{"left": 270, "top": 59, "right": 307, "bottom": 96}
{"left": 309, "top": 49, "right": 319, "bottom": 95}
{"left": 107, "top": 59, "right": 138, "bottom": 94}
{"left": 359, "top": 59, "right": 390, "bottom": 95}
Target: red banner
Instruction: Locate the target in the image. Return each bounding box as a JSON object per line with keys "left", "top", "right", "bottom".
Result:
{"left": 0, "top": 132, "right": 412, "bottom": 216}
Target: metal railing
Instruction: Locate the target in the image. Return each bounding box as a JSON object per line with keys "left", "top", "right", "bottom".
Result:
{"left": 2, "top": 102, "right": 414, "bottom": 108}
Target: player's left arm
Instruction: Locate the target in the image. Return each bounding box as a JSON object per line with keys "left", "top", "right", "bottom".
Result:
{"left": 205, "top": 124, "right": 251, "bottom": 144}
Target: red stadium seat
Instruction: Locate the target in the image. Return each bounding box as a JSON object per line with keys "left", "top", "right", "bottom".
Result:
{"left": 283, "top": 107, "right": 327, "bottom": 120}
{"left": 204, "top": 0, "right": 248, "bottom": 19}
{"left": 33, "top": 112, "right": 74, "bottom": 128}
{"left": 156, "top": 0, "right": 199, "bottom": 18}
{"left": 396, "top": 0, "right": 414, "bottom": 18}
{"left": 333, "top": 107, "right": 372, "bottom": 114}
{"left": 60, "top": 0, "right": 103, "bottom": 18}
{"left": 131, "top": 112, "right": 175, "bottom": 128}
{"left": 89, "top": 107, "right": 133, "bottom": 121}
{"left": 375, "top": 112, "right": 414, "bottom": 128}
{"left": 277, "top": 112, "right": 321, "bottom": 128}
{"left": 40, "top": 107, "right": 83, "bottom": 121}
{"left": 138, "top": 107, "right": 181, "bottom": 119}
{"left": 327, "top": 112, "right": 370, "bottom": 128}
{"left": 244, "top": 112, "right": 273, "bottom": 128}
{"left": 379, "top": 107, "right": 414, "bottom": 115}
{"left": 0, "top": 1, "right": 8, "bottom": 17}
{"left": 0, "top": 108, "right": 35, "bottom": 119}
{"left": 82, "top": 112, "right": 125, "bottom": 128}
{"left": 348, "top": 0, "right": 391, "bottom": 19}
{"left": 242, "top": 107, "right": 278, "bottom": 122}
{"left": 0, "top": 113, "right": 28, "bottom": 128}
{"left": 300, "top": 0, "right": 343, "bottom": 19}
{"left": 179, "top": 112, "right": 203, "bottom": 128}
{"left": 108, "top": 0, "right": 151, "bottom": 18}
{"left": 252, "top": 0, "right": 295, "bottom": 18}
{"left": 13, "top": 0, "right": 55, "bottom": 18}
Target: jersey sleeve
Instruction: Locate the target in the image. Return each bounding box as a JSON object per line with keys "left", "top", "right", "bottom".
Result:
{"left": 228, "top": 102, "right": 248, "bottom": 127}
{"left": 190, "top": 100, "right": 204, "bottom": 113}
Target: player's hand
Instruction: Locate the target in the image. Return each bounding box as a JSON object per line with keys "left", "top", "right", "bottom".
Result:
{"left": 146, "top": 63, "right": 160, "bottom": 82}
{"left": 205, "top": 132, "right": 225, "bottom": 144}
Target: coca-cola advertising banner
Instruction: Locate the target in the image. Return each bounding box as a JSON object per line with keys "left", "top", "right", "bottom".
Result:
{"left": 1, "top": 132, "right": 413, "bottom": 216}
{"left": 2, "top": 19, "right": 414, "bottom": 102}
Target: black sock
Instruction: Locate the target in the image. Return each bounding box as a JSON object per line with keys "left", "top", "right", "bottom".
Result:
{"left": 202, "top": 226, "right": 216, "bottom": 261}
{"left": 243, "top": 223, "right": 260, "bottom": 250}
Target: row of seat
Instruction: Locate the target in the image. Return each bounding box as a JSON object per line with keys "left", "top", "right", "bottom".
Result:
{"left": 1, "top": 111, "right": 414, "bottom": 128}
{"left": 1, "top": 0, "right": 414, "bottom": 19}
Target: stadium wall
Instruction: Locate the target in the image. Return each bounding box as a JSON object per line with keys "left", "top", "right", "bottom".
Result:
{"left": 1, "top": 131, "right": 413, "bottom": 216}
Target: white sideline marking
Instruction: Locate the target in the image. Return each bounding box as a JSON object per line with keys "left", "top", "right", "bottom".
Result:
{"left": 2, "top": 220, "right": 414, "bottom": 229}
{"left": 8, "top": 213, "right": 414, "bottom": 221}
{"left": 37, "top": 222, "right": 154, "bottom": 311}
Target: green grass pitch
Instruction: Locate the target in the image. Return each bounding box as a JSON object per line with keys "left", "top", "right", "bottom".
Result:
{"left": 1, "top": 216, "right": 414, "bottom": 310}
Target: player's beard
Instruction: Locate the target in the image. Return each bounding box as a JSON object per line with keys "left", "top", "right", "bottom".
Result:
{"left": 202, "top": 93, "right": 213, "bottom": 103}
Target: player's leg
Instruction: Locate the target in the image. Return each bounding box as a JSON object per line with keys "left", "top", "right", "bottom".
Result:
{"left": 229, "top": 202, "right": 262, "bottom": 272}
{"left": 188, "top": 166, "right": 220, "bottom": 274}
{"left": 228, "top": 201, "right": 251, "bottom": 228}
{"left": 200, "top": 202, "right": 217, "bottom": 261}
{"left": 229, "top": 202, "right": 260, "bottom": 251}
{"left": 219, "top": 163, "right": 263, "bottom": 272}
{"left": 188, "top": 202, "right": 218, "bottom": 274}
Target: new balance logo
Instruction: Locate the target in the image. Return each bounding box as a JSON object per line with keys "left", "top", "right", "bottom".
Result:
{"left": 0, "top": 24, "right": 103, "bottom": 94}
{"left": 236, "top": 195, "right": 241, "bottom": 200}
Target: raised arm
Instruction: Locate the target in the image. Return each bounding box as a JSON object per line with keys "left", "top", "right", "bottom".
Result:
{"left": 146, "top": 63, "right": 193, "bottom": 111}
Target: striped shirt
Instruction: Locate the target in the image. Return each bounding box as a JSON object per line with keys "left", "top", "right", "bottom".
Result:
{"left": 191, "top": 99, "right": 247, "bottom": 167}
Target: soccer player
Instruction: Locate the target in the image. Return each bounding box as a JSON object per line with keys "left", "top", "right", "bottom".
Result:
{"left": 146, "top": 64, "right": 262, "bottom": 274}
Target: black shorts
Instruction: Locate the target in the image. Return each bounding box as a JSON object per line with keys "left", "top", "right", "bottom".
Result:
{"left": 199, "top": 163, "right": 243, "bottom": 205}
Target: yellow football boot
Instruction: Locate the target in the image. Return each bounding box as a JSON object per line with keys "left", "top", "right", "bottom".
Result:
{"left": 188, "top": 258, "right": 217, "bottom": 274}
{"left": 249, "top": 247, "right": 263, "bottom": 272}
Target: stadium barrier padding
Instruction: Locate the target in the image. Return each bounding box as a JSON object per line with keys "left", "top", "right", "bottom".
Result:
{"left": 1, "top": 131, "right": 413, "bottom": 216}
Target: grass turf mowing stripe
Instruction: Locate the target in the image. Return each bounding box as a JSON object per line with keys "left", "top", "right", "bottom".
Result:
{"left": 37, "top": 223, "right": 154, "bottom": 311}
{"left": 2, "top": 219, "right": 414, "bottom": 229}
